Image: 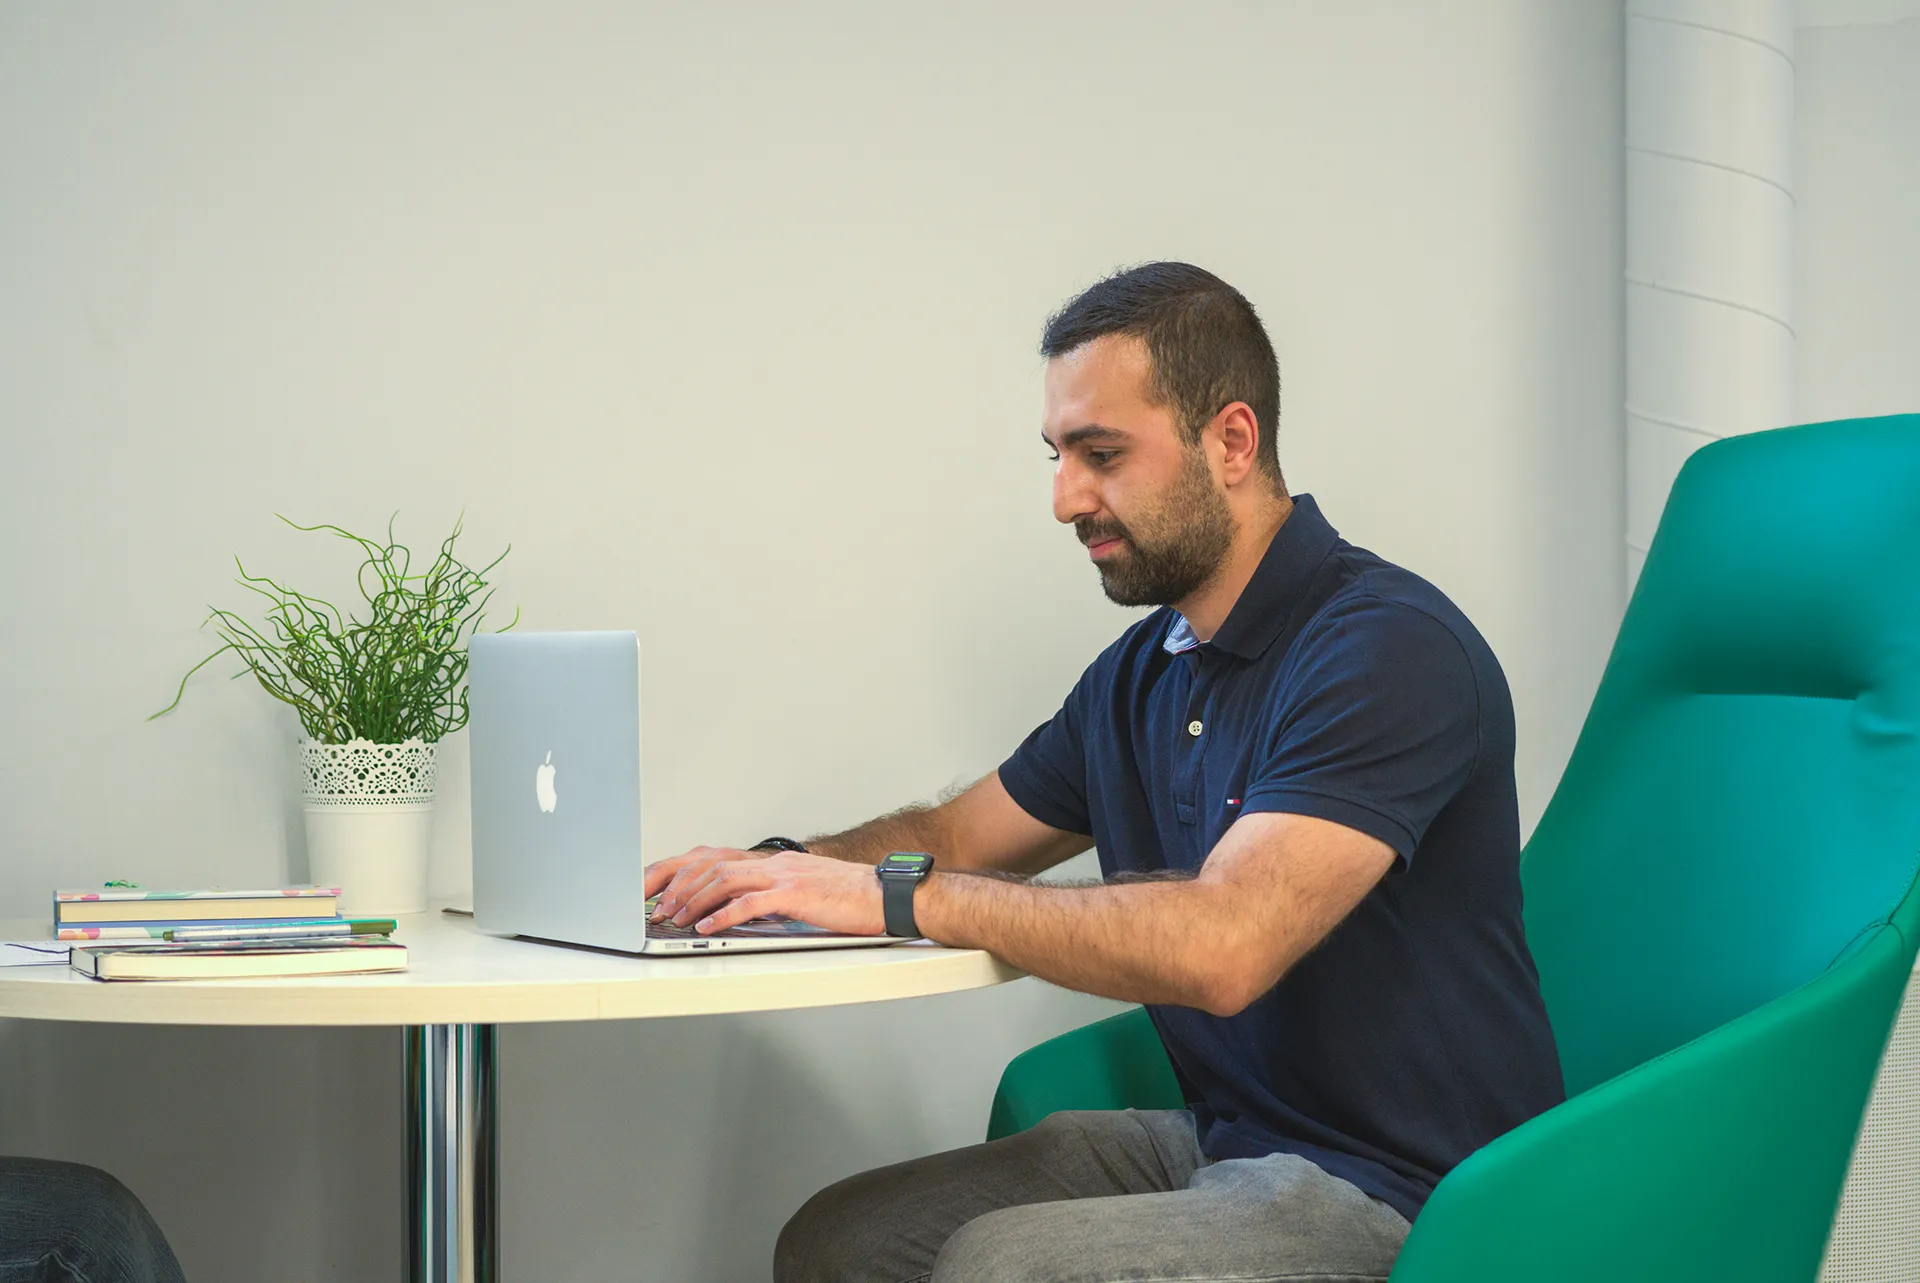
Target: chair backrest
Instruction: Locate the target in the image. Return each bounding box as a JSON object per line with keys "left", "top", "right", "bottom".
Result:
{"left": 1521, "top": 414, "right": 1920, "bottom": 1098}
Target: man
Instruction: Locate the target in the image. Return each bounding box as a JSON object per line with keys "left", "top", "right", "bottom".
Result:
{"left": 645, "top": 262, "right": 1564, "bottom": 1282}
{"left": 0, "top": 1157, "right": 187, "bottom": 1282}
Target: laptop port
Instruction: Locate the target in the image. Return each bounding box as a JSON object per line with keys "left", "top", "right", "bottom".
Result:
{"left": 692, "top": 941, "right": 710, "bottom": 949}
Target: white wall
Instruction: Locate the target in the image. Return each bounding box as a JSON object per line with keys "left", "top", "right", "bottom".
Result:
{"left": 1795, "top": 8, "right": 1920, "bottom": 421}
{"left": 0, "top": 4, "right": 1626, "bottom": 1280}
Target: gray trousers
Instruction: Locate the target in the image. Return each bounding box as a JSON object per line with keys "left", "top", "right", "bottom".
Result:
{"left": 774, "top": 1110, "right": 1411, "bottom": 1283}
{"left": 0, "top": 1157, "right": 186, "bottom": 1283}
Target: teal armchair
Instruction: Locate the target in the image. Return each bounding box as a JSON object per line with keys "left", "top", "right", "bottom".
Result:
{"left": 988, "top": 414, "right": 1920, "bottom": 1283}
{"left": 987, "top": 1006, "right": 1183, "bottom": 1141}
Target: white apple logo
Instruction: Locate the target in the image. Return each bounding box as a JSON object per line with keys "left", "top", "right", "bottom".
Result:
{"left": 535, "top": 751, "right": 558, "bottom": 813}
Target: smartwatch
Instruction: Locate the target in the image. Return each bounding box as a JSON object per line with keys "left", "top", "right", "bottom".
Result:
{"left": 877, "top": 851, "right": 934, "bottom": 938}
{"left": 749, "top": 837, "right": 808, "bottom": 854}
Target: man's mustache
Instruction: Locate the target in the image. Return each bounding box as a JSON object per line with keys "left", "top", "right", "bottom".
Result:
{"left": 1076, "top": 518, "right": 1131, "bottom": 547}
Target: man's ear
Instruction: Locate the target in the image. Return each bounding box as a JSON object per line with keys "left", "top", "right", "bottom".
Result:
{"left": 1210, "top": 402, "right": 1261, "bottom": 487}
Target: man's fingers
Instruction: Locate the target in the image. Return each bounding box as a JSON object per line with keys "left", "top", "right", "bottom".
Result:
{"left": 675, "top": 864, "right": 772, "bottom": 925}
{"left": 662, "top": 863, "right": 725, "bottom": 920}
{"left": 655, "top": 847, "right": 769, "bottom": 919}
{"left": 697, "top": 890, "right": 778, "bottom": 935}
{"left": 655, "top": 849, "right": 733, "bottom": 914}
{"left": 643, "top": 852, "right": 701, "bottom": 899}
{"left": 647, "top": 846, "right": 731, "bottom": 898}
{"left": 664, "top": 859, "right": 748, "bottom": 921}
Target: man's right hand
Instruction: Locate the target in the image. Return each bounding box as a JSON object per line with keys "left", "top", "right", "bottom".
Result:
{"left": 644, "top": 845, "right": 770, "bottom": 922}
{"left": 641, "top": 772, "right": 1092, "bottom": 923}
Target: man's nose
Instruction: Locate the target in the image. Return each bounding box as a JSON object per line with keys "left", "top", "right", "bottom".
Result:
{"left": 1053, "top": 459, "right": 1099, "bottom": 526}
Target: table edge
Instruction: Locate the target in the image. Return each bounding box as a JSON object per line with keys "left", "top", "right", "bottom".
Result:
{"left": 0, "top": 949, "right": 1027, "bottom": 1027}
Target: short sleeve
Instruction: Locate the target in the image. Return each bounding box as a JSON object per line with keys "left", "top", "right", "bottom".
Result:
{"left": 1238, "top": 596, "right": 1481, "bottom": 864}
{"left": 997, "top": 664, "right": 1100, "bottom": 837}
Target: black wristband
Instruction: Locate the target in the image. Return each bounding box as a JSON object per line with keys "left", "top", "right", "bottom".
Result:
{"left": 876, "top": 852, "right": 934, "bottom": 938}
{"left": 881, "top": 876, "right": 918, "bottom": 937}
{"left": 749, "top": 836, "right": 807, "bottom": 853}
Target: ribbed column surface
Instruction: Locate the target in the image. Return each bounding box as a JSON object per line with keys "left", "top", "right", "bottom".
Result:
{"left": 1626, "top": 0, "right": 1795, "bottom": 585}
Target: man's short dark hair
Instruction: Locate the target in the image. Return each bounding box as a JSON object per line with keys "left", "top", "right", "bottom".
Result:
{"left": 1040, "top": 262, "right": 1283, "bottom": 489}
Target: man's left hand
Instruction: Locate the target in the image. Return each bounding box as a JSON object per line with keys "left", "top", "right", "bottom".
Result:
{"left": 668, "top": 852, "right": 888, "bottom": 936}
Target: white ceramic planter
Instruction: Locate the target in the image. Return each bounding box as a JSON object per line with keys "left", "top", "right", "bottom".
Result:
{"left": 299, "top": 738, "right": 437, "bottom": 916}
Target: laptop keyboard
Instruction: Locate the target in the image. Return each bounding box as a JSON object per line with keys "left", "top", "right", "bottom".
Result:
{"left": 644, "top": 899, "right": 755, "bottom": 940}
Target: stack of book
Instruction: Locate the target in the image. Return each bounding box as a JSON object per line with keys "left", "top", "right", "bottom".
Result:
{"left": 54, "top": 886, "right": 408, "bottom": 981}
{"left": 56, "top": 885, "right": 346, "bottom": 941}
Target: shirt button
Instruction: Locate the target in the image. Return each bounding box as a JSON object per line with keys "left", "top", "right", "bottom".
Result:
{"left": 1187, "top": 720, "right": 1204, "bottom": 737}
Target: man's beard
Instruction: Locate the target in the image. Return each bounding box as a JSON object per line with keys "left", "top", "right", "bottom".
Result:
{"left": 1077, "top": 445, "right": 1235, "bottom": 608}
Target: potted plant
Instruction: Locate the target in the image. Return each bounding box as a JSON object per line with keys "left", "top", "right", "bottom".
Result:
{"left": 152, "top": 515, "right": 516, "bottom": 914}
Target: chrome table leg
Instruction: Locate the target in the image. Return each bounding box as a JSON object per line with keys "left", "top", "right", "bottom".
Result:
{"left": 405, "top": 1024, "right": 499, "bottom": 1283}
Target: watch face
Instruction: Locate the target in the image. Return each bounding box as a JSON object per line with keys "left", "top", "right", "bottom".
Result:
{"left": 881, "top": 852, "right": 931, "bottom": 876}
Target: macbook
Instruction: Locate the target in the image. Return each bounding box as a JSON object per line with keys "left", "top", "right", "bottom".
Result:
{"left": 467, "top": 630, "right": 904, "bottom": 955}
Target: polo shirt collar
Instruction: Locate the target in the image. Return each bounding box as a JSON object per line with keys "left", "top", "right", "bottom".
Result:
{"left": 1177, "top": 493, "right": 1337, "bottom": 661}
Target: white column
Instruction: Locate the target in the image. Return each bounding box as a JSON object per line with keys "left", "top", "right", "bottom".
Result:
{"left": 1626, "top": 0, "right": 1796, "bottom": 586}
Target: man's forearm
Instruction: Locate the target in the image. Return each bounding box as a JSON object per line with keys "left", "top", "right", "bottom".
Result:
{"left": 805, "top": 804, "right": 952, "bottom": 867}
{"left": 915, "top": 871, "right": 1245, "bottom": 1015}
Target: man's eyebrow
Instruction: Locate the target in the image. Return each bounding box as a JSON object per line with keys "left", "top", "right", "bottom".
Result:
{"left": 1041, "top": 424, "right": 1130, "bottom": 450}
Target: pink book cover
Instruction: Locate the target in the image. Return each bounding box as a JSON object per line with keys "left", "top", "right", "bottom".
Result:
{"left": 54, "top": 886, "right": 342, "bottom": 904}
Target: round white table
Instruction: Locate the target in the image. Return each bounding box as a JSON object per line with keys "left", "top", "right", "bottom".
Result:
{"left": 0, "top": 904, "right": 1022, "bottom": 1283}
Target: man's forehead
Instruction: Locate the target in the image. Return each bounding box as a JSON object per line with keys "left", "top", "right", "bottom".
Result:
{"left": 1052, "top": 330, "right": 1152, "bottom": 416}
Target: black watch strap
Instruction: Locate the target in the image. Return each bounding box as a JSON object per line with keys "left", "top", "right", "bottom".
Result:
{"left": 749, "top": 836, "right": 807, "bottom": 853}
{"left": 877, "top": 852, "right": 933, "bottom": 938}
{"left": 881, "top": 876, "right": 919, "bottom": 938}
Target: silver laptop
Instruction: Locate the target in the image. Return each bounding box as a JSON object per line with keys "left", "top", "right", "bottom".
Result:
{"left": 468, "top": 630, "right": 904, "bottom": 955}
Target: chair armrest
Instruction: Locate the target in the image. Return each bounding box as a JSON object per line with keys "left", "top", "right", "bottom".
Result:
{"left": 986, "top": 1006, "right": 1185, "bottom": 1140}
{"left": 1389, "top": 926, "right": 1912, "bottom": 1283}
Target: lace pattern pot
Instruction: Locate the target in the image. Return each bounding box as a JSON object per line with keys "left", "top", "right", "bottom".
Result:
{"left": 300, "top": 738, "right": 436, "bottom": 915}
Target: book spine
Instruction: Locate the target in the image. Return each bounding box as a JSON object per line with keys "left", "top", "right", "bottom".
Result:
{"left": 55, "top": 925, "right": 171, "bottom": 941}
{"left": 53, "top": 886, "right": 345, "bottom": 904}
{"left": 75, "top": 943, "right": 409, "bottom": 981}
{"left": 54, "top": 916, "right": 343, "bottom": 937}
{"left": 55, "top": 902, "right": 340, "bottom": 926}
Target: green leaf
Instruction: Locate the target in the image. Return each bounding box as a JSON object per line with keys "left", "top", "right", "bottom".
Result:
{"left": 151, "top": 515, "right": 516, "bottom": 744}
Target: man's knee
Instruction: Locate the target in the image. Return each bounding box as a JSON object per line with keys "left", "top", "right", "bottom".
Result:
{"left": 0, "top": 1156, "right": 181, "bottom": 1281}
{"left": 5, "top": 1158, "right": 147, "bottom": 1232}
{"left": 773, "top": 1163, "right": 909, "bottom": 1283}
{"left": 929, "top": 1205, "right": 1047, "bottom": 1283}
{"left": 774, "top": 1114, "right": 1173, "bottom": 1283}
{"left": 1018, "top": 1109, "right": 1112, "bottom": 1149}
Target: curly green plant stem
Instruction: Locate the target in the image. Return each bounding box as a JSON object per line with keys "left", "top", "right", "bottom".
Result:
{"left": 149, "top": 513, "right": 517, "bottom": 744}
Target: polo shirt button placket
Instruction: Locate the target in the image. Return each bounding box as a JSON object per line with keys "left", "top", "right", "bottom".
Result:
{"left": 1174, "top": 657, "right": 1211, "bottom": 828}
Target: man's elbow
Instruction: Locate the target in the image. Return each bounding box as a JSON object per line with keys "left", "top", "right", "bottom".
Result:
{"left": 1194, "top": 961, "right": 1280, "bottom": 1018}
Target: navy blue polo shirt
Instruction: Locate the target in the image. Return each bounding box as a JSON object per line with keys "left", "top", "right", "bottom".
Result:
{"left": 999, "top": 495, "right": 1563, "bottom": 1222}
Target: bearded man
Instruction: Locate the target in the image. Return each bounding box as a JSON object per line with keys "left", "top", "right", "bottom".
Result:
{"left": 645, "top": 262, "right": 1564, "bottom": 1283}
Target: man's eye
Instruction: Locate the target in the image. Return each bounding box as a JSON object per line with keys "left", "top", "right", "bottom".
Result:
{"left": 1089, "top": 451, "right": 1120, "bottom": 466}
{"left": 1046, "top": 451, "right": 1061, "bottom": 463}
